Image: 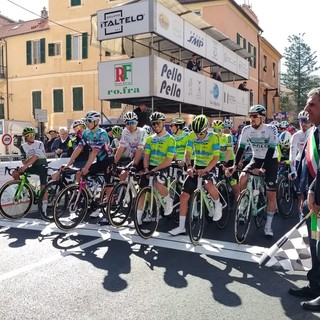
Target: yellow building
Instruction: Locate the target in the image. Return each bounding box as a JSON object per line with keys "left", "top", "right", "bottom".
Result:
{"left": 0, "top": 0, "right": 281, "bottom": 131}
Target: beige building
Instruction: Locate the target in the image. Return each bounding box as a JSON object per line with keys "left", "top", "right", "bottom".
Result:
{"left": 0, "top": 0, "right": 281, "bottom": 132}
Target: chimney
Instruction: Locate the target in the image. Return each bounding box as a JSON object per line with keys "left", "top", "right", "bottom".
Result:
{"left": 41, "top": 7, "right": 48, "bottom": 19}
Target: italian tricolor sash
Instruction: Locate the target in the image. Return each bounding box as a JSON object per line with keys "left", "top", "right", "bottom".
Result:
{"left": 306, "top": 129, "right": 319, "bottom": 178}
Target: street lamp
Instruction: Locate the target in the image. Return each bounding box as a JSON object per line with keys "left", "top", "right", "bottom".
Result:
{"left": 264, "top": 88, "right": 280, "bottom": 118}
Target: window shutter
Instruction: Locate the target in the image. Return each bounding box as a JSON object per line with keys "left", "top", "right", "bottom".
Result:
{"left": 243, "top": 38, "right": 247, "bottom": 50}
{"left": 236, "top": 33, "right": 241, "bottom": 45}
{"left": 73, "top": 87, "right": 83, "bottom": 111}
{"left": 32, "top": 91, "right": 42, "bottom": 116}
{"left": 26, "top": 40, "right": 32, "bottom": 65}
{"left": 48, "top": 43, "right": 54, "bottom": 56}
{"left": 40, "top": 38, "right": 46, "bottom": 63}
{"left": 82, "top": 32, "right": 88, "bottom": 59}
{"left": 66, "top": 35, "right": 72, "bottom": 60}
{"left": 53, "top": 89, "right": 63, "bottom": 112}
{"left": 71, "top": 0, "right": 81, "bottom": 6}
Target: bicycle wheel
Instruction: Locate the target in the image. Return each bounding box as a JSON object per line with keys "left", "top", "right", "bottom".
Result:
{"left": 133, "top": 186, "right": 159, "bottom": 239}
{"left": 105, "top": 182, "right": 132, "bottom": 227}
{"left": 255, "top": 191, "right": 267, "bottom": 228}
{"left": 216, "top": 181, "right": 230, "bottom": 229}
{"left": 53, "top": 184, "right": 88, "bottom": 231}
{"left": 187, "top": 190, "right": 205, "bottom": 245}
{"left": 234, "top": 190, "right": 252, "bottom": 244}
{"left": 169, "top": 180, "right": 181, "bottom": 224}
{"left": 0, "top": 180, "right": 34, "bottom": 220}
{"left": 38, "top": 180, "right": 65, "bottom": 222}
{"left": 276, "top": 176, "right": 294, "bottom": 218}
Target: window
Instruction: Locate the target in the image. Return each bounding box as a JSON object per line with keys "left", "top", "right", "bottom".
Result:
{"left": 110, "top": 101, "right": 121, "bottom": 109}
{"left": 237, "top": 33, "right": 246, "bottom": 50}
{"left": 32, "top": 91, "right": 42, "bottom": 116}
{"left": 48, "top": 43, "right": 61, "bottom": 56}
{"left": 71, "top": 0, "right": 81, "bottom": 6}
{"left": 0, "top": 101, "right": 4, "bottom": 119}
{"left": 248, "top": 43, "right": 256, "bottom": 68}
{"left": 272, "top": 62, "right": 276, "bottom": 77}
{"left": 66, "top": 33, "right": 88, "bottom": 60}
{"left": 72, "top": 87, "right": 83, "bottom": 111}
{"left": 53, "top": 89, "right": 63, "bottom": 112}
{"left": 263, "top": 55, "right": 267, "bottom": 72}
{"left": 26, "top": 38, "right": 46, "bottom": 65}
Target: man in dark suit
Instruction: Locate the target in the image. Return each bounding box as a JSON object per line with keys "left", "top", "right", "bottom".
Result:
{"left": 289, "top": 87, "right": 320, "bottom": 312}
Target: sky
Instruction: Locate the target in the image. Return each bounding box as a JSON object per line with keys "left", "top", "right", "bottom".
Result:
{"left": 1, "top": 0, "right": 319, "bottom": 72}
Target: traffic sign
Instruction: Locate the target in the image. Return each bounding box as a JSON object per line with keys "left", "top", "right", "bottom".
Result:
{"left": 2, "top": 134, "right": 12, "bottom": 146}
{"left": 34, "top": 109, "right": 48, "bottom": 122}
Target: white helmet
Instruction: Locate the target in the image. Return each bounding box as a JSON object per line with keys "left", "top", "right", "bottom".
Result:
{"left": 142, "top": 125, "right": 153, "bottom": 136}
{"left": 279, "top": 120, "right": 289, "bottom": 129}
{"left": 298, "top": 110, "right": 308, "bottom": 119}
{"left": 270, "top": 120, "right": 280, "bottom": 128}
{"left": 72, "top": 119, "right": 85, "bottom": 128}
{"left": 279, "top": 131, "right": 291, "bottom": 148}
{"left": 123, "top": 111, "right": 138, "bottom": 122}
{"left": 223, "top": 119, "right": 233, "bottom": 129}
{"left": 85, "top": 110, "right": 100, "bottom": 122}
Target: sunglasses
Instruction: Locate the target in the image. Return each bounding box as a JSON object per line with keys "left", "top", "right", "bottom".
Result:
{"left": 85, "top": 118, "right": 94, "bottom": 123}
{"left": 299, "top": 119, "right": 309, "bottom": 124}
{"left": 73, "top": 125, "right": 84, "bottom": 130}
{"left": 151, "top": 121, "right": 162, "bottom": 126}
{"left": 196, "top": 131, "right": 206, "bottom": 137}
{"left": 126, "top": 121, "right": 137, "bottom": 126}
{"left": 213, "top": 128, "right": 222, "bottom": 132}
{"left": 25, "top": 133, "right": 35, "bottom": 138}
{"left": 249, "top": 114, "right": 261, "bottom": 119}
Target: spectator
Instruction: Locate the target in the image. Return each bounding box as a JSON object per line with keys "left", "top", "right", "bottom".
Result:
{"left": 133, "top": 104, "right": 150, "bottom": 127}
{"left": 238, "top": 81, "right": 250, "bottom": 92}
{"left": 211, "top": 69, "right": 222, "bottom": 82}
{"left": 51, "top": 127, "right": 70, "bottom": 157}
{"left": 46, "top": 129, "right": 58, "bottom": 152}
{"left": 186, "top": 53, "right": 201, "bottom": 72}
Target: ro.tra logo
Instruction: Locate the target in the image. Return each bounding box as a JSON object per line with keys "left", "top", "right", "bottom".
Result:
{"left": 114, "top": 63, "right": 132, "bottom": 85}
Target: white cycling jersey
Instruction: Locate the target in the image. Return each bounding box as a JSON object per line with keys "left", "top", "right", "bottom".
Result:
{"left": 289, "top": 128, "right": 309, "bottom": 166}
{"left": 119, "top": 127, "right": 147, "bottom": 158}
{"left": 238, "top": 123, "right": 278, "bottom": 159}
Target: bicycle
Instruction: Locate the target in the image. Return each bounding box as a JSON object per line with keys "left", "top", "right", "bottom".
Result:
{"left": 133, "top": 170, "right": 180, "bottom": 239}
{"left": 276, "top": 161, "right": 295, "bottom": 218}
{"left": 187, "top": 171, "right": 228, "bottom": 245}
{"left": 234, "top": 170, "right": 267, "bottom": 244}
{"left": 104, "top": 166, "right": 141, "bottom": 227}
{"left": 53, "top": 172, "right": 108, "bottom": 231}
{"left": 0, "top": 166, "right": 51, "bottom": 220}
{"left": 38, "top": 167, "right": 78, "bottom": 222}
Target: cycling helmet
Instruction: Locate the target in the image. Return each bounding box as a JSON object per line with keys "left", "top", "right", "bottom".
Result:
{"left": 123, "top": 111, "right": 138, "bottom": 122}
{"left": 279, "top": 131, "right": 291, "bottom": 148}
{"left": 72, "top": 119, "right": 85, "bottom": 128}
{"left": 270, "top": 120, "right": 280, "bottom": 128}
{"left": 111, "top": 126, "right": 123, "bottom": 138}
{"left": 223, "top": 119, "right": 233, "bottom": 129}
{"left": 279, "top": 120, "right": 289, "bottom": 129}
{"left": 182, "top": 126, "right": 190, "bottom": 133}
{"left": 142, "top": 125, "right": 153, "bottom": 136}
{"left": 85, "top": 110, "right": 101, "bottom": 122}
{"left": 171, "top": 118, "right": 186, "bottom": 126}
{"left": 248, "top": 104, "right": 266, "bottom": 116}
{"left": 22, "top": 127, "right": 35, "bottom": 136}
{"left": 212, "top": 120, "right": 224, "bottom": 130}
{"left": 192, "top": 115, "right": 208, "bottom": 134}
{"left": 150, "top": 111, "right": 166, "bottom": 122}
{"left": 298, "top": 110, "right": 308, "bottom": 119}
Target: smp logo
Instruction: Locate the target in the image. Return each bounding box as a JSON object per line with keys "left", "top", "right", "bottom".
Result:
{"left": 114, "top": 63, "right": 132, "bottom": 86}
{"left": 187, "top": 32, "right": 204, "bottom": 48}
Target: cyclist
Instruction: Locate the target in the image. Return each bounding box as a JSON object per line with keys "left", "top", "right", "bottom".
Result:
{"left": 64, "top": 110, "right": 114, "bottom": 183}
{"left": 136, "top": 111, "right": 176, "bottom": 224}
{"left": 277, "top": 130, "right": 291, "bottom": 176}
{"left": 110, "top": 125, "right": 123, "bottom": 152}
{"left": 170, "top": 118, "right": 189, "bottom": 167}
{"left": 142, "top": 124, "right": 153, "bottom": 137}
{"left": 212, "top": 120, "right": 240, "bottom": 200}
{"left": 12, "top": 127, "right": 48, "bottom": 190}
{"left": 279, "top": 120, "right": 289, "bottom": 134}
{"left": 227, "top": 105, "right": 278, "bottom": 237}
{"left": 289, "top": 110, "right": 312, "bottom": 218}
{"left": 114, "top": 111, "right": 147, "bottom": 177}
{"left": 169, "top": 114, "right": 222, "bottom": 236}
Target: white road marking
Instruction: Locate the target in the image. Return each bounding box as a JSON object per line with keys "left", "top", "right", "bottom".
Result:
{"left": 0, "top": 217, "right": 267, "bottom": 267}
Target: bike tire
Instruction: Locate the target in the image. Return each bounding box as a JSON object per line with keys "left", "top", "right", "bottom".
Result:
{"left": 169, "top": 180, "right": 181, "bottom": 224}
{"left": 53, "top": 184, "right": 88, "bottom": 231}
{"left": 187, "top": 189, "right": 205, "bottom": 245}
{"left": 255, "top": 191, "right": 267, "bottom": 228}
{"left": 276, "top": 176, "right": 294, "bottom": 218}
{"left": 105, "top": 182, "right": 132, "bottom": 227}
{"left": 38, "top": 180, "right": 66, "bottom": 222}
{"left": 234, "top": 190, "right": 252, "bottom": 244}
{"left": 216, "top": 181, "right": 230, "bottom": 229}
{"left": 0, "top": 180, "right": 34, "bottom": 220}
{"left": 133, "top": 186, "right": 159, "bottom": 239}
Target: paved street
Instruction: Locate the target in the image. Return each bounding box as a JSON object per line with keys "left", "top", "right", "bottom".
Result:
{"left": 0, "top": 210, "right": 319, "bottom": 320}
